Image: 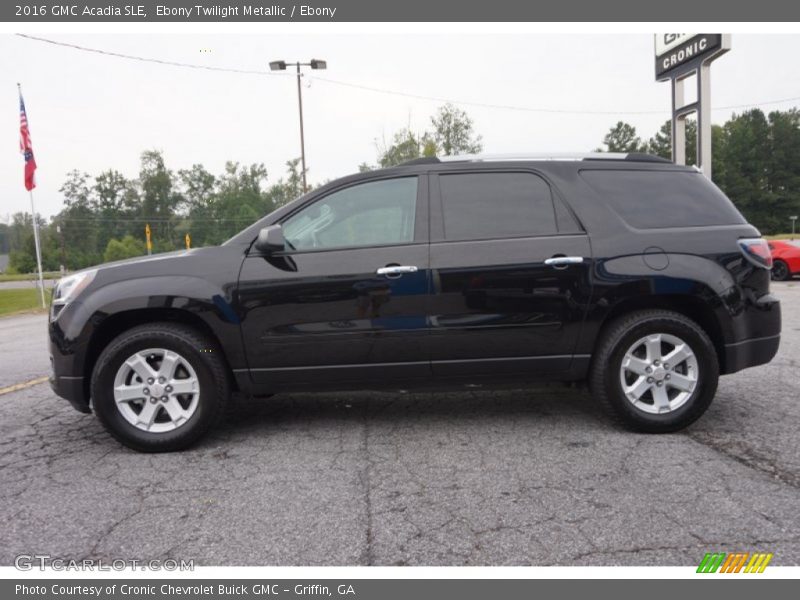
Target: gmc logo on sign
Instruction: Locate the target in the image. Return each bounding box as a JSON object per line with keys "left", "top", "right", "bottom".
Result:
{"left": 655, "top": 33, "right": 695, "bottom": 56}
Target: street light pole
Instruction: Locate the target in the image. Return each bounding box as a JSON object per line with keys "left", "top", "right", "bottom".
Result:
{"left": 791, "top": 215, "right": 798, "bottom": 240}
{"left": 295, "top": 62, "right": 308, "bottom": 193}
{"left": 269, "top": 59, "right": 327, "bottom": 195}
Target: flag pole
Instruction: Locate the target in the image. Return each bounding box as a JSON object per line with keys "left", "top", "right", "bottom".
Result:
{"left": 18, "top": 83, "right": 46, "bottom": 309}
{"left": 29, "top": 191, "right": 46, "bottom": 309}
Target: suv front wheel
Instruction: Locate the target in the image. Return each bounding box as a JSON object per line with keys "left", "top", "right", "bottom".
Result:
{"left": 590, "top": 309, "right": 719, "bottom": 433}
{"left": 91, "top": 323, "right": 230, "bottom": 452}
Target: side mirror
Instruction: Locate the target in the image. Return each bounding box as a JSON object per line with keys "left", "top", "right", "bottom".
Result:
{"left": 254, "top": 225, "right": 286, "bottom": 253}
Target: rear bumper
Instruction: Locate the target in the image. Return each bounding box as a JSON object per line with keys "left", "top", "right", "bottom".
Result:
{"left": 49, "top": 373, "right": 90, "bottom": 413}
{"left": 721, "top": 289, "right": 781, "bottom": 374}
{"left": 723, "top": 333, "right": 781, "bottom": 375}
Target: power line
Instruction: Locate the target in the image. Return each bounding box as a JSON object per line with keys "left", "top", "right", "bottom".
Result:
{"left": 16, "top": 33, "right": 800, "bottom": 117}
{"left": 15, "top": 33, "right": 283, "bottom": 76}
{"left": 311, "top": 76, "right": 660, "bottom": 116}
{"left": 311, "top": 76, "right": 800, "bottom": 116}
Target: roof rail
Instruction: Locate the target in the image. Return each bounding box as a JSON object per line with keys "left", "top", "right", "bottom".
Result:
{"left": 438, "top": 152, "right": 671, "bottom": 163}
{"left": 399, "top": 157, "right": 441, "bottom": 166}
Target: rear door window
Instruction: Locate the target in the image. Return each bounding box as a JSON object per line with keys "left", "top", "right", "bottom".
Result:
{"left": 580, "top": 170, "right": 746, "bottom": 229}
{"left": 438, "top": 172, "right": 559, "bottom": 241}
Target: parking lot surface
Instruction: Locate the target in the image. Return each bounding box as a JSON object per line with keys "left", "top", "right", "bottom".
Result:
{"left": 0, "top": 283, "right": 798, "bottom": 566}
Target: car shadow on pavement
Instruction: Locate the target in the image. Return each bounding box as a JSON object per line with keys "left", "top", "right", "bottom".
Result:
{"left": 197, "top": 385, "right": 610, "bottom": 447}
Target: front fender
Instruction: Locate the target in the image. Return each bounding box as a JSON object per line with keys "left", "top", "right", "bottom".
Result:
{"left": 50, "top": 275, "right": 246, "bottom": 389}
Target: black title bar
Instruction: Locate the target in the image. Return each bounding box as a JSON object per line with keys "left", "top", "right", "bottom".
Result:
{"left": 4, "top": 0, "right": 800, "bottom": 22}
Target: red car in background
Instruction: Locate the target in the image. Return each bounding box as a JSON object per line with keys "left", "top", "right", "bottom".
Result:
{"left": 768, "top": 240, "right": 800, "bottom": 280}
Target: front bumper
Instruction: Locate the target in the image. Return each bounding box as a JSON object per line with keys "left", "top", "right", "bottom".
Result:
{"left": 49, "top": 372, "right": 90, "bottom": 413}
{"left": 49, "top": 308, "right": 92, "bottom": 414}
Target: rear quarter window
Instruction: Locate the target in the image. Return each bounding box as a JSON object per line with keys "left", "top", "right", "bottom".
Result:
{"left": 580, "top": 170, "right": 746, "bottom": 229}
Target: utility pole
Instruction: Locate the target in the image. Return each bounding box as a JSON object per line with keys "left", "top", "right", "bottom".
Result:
{"left": 57, "top": 222, "right": 66, "bottom": 274}
{"left": 269, "top": 59, "right": 328, "bottom": 194}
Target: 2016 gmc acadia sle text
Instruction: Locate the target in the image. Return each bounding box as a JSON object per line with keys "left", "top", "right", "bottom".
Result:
{"left": 48, "top": 153, "right": 781, "bottom": 452}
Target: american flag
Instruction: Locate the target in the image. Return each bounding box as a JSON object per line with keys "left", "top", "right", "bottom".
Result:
{"left": 19, "top": 89, "right": 37, "bottom": 191}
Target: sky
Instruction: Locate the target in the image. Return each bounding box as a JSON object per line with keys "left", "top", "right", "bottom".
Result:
{"left": 1, "top": 33, "right": 799, "bottom": 219}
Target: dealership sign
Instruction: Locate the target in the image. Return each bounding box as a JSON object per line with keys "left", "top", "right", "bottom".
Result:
{"left": 655, "top": 34, "right": 725, "bottom": 79}
{"left": 654, "top": 33, "right": 729, "bottom": 179}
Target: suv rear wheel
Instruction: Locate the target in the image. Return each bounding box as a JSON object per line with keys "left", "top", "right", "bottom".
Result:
{"left": 91, "top": 323, "right": 229, "bottom": 452}
{"left": 590, "top": 309, "right": 719, "bottom": 432}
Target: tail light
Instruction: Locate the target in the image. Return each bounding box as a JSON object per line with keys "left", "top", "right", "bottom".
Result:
{"left": 738, "top": 238, "right": 773, "bottom": 269}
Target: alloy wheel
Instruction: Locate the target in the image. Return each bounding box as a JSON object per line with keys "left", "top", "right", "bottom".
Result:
{"left": 112, "top": 348, "right": 200, "bottom": 433}
{"left": 619, "top": 333, "right": 698, "bottom": 415}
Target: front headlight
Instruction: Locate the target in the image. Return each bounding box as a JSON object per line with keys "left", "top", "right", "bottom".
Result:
{"left": 51, "top": 269, "right": 97, "bottom": 319}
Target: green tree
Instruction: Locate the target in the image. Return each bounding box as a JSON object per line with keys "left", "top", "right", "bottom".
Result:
{"left": 0, "top": 222, "right": 9, "bottom": 255}
{"left": 766, "top": 109, "right": 800, "bottom": 230}
{"left": 179, "top": 164, "right": 216, "bottom": 212}
{"left": 211, "top": 161, "right": 271, "bottom": 243}
{"left": 427, "top": 103, "right": 483, "bottom": 156}
{"left": 267, "top": 158, "right": 306, "bottom": 208}
{"left": 178, "top": 164, "right": 218, "bottom": 247}
{"left": 598, "top": 121, "right": 647, "bottom": 153}
{"left": 139, "top": 150, "right": 182, "bottom": 248}
{"left": 7, "top": 213, "right": 51, "bottom": 273}
{"left": 93, "top": 169, "right": 137, "bottom": 252}
{"left": 715, "top": 109, "right": 772, "bottom": 231}
{"left": 376, "top": 105, "right": 483, "bottom": 167}
{"left": 647, "top": 119, "right": 698, "bottom": 163}
{"left": 103, "top": 235, "right": 146, "bottom": 263}
{"left": 378, "top": 128, "right": 430, "bottom": 167}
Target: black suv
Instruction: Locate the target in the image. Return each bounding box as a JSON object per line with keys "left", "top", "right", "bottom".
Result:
{"left": 49, "top": 153, "right": 781, "bottom": 451}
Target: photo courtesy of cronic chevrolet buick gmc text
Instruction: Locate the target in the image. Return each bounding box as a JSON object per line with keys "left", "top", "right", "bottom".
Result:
{"left": 48, "top": 153, "right": 782, "bottom": 452}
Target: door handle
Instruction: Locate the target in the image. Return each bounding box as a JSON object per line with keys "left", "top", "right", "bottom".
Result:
{"left": 377, "top": 265, "right": 418, "bottom": 277}
{"left": 544, "top": 256, "right": 584, "bottom": 268}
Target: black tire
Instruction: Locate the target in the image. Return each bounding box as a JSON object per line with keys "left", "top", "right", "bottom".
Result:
{"left": 771, "top": 259, "right": 790, "bottom": 281}
{"left": 91, "top": 322, "right": 230, "bottom": 452}
{"left": 590, "top": 309, "right": 719, "bottom": 433}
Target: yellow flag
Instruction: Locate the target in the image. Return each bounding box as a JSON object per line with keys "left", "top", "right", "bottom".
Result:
{"left": 185, "top": 233, "right": 191, "bottom": 250}
{"left": 145, "top": 223, "right": 152, "bottom": 252}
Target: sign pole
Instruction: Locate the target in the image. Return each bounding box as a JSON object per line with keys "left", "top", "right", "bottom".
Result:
{"left": 655, "top": 34, "right": 730, "bottom": 178}
{"left": 698, "top": 62, "right": 713, "bottom": 179}
{"left": 28, "top": 190, "right": 46, "bottom": 308}
{"left": 671, "top": 77, "right": 686, "bottom": 165}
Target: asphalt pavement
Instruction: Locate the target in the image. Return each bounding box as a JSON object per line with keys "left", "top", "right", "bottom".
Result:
{"left": 0, "top": 283, "right": 798, "bottom": 566}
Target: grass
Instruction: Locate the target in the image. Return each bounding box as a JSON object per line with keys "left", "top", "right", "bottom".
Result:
{"left": 764, "top": 234, "right": 799, "bottom": 240}
{"left": 0, "top": 288, "right": 52, "bottom": 317}
{"left": 0, "top": 271, "right": 61, "bottom": 283}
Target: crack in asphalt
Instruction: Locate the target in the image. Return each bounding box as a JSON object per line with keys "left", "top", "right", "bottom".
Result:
{"left": 2, "top": 285, "right": 800, "bottom": 565}
{"left": 360, "top": 403, "right": 375, "bottom": 566}
{"left": 1, "top": 385, "right": 799, "bottom": 565}
{"left": 684, "top": 431, "right": 800, "bottom": 490}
